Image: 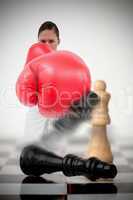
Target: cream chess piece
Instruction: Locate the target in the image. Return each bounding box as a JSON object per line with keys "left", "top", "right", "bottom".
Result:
{"left": 86, "top": 80, "right": 113, "bottom": 163}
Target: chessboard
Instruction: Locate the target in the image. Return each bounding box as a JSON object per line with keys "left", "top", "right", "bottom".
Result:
{"left": 0, "top": 134, "right": 133, "bottom": 200}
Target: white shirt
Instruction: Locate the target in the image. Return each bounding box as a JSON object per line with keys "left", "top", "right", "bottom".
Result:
{"left": 17, "top": 106, "right": 90, "bottom": 155}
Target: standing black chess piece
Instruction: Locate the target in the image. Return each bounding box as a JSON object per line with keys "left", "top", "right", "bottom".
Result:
{"left": 70, "top": 91, "right": 100, "bottom": 119}
{"left": 20, "top": 145, "right": 117, "bottom": 181}
{"left": 53, "top": 91, "right": 100, "bottom": 132}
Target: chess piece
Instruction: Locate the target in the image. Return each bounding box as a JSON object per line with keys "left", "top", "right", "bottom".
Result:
{"left": 70, "top": 91, "right": 100, "bottom": 119}
{"left": 86, "top": 80, "right": 113, "bottom": 163}
{"left": 20, "top": 145, "right": 117, "bottom": 181}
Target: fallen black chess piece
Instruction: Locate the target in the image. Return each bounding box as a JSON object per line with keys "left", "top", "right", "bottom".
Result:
{"left": 20, "top": 145, "right": 117, "bottom": 181}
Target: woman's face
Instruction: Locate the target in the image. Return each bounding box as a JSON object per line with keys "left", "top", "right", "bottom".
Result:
{"left": 38, "top": 29, "right": 59, "bottom": 50}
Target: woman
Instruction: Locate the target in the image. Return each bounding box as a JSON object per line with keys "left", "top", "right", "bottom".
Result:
{"left": 38, "top": 21, "right": 60, "bottom": 50}
{"left": 18, "top": 21, "right": 97, "bottom": 155}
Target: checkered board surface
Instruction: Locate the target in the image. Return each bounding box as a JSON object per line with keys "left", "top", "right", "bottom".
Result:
{"left": 0, "top": 135, "right": 133, "bottom": 200}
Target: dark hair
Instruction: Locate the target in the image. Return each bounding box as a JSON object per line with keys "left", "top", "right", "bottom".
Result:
{"left": 38, "top": 21, "right": 60, "bottom": 40}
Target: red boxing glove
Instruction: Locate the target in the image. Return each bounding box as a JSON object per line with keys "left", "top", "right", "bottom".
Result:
{"left": 25, "top": 42, "right": 53, "bottom": 65}
{"left": 16, "top": 42, "right": 91, "bottom": 118}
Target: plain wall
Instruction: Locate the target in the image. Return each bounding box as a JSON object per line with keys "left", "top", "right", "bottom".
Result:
{"left": 0, "top": 0, "right": 133, "bottom": 139}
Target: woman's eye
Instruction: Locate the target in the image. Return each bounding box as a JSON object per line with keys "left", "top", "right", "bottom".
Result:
{"left": 49, "top": 40, "right": 54, "bottom": 43}
{"left": 41, "top": 40, "right": 46, "bottom": 43}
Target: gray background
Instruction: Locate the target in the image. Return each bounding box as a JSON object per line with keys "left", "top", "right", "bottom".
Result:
{"left": 0, "top": 0, "right": 133, "bottom": 139}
